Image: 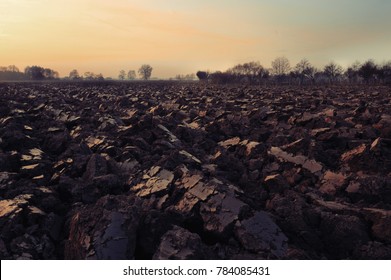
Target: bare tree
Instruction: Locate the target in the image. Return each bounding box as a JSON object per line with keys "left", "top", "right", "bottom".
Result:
{"left": 96, "top": 73, "right": 104, "bottom": 81}
{"left": 24, "top": 66, "right": 58, "bottom": 80}
{"left": 69, "top": 69, "right": 80, "bottom": 80}
{"left": 43, "top": 68, "right": 59, "bottom": 79}
{"left": 25, "top": 66, "right": 45, "bottom": 80}
{"left": 118, "top": 70, "right": 126, "bottom": 80}
{"left": 346, "top": 61, "right": 361, "bottom": 84}
{"left": 0, "top": 65, "right": 24, "bottom": 80}
{"left": 174, "top": 73, "right": 196, "bottom": 80}
{"left": 295, "top": 59, "right": 311, "bottom": 74}
{"left": 271, "top": 57, "right": 290, "bottom": 76}
{"left": 379, "top": 61, "right": 391, "bottom": 83}
{"left": 84, "top": 72, "right": 104, "bottom": 80}
{"left": 294, "top": 59, "right": 317, "bottom": 84}
{"left": 228, "top": 61, "right": 268, "bottom": 82}
{"left": 127, "top": 70, "right": 136, "bottom": 80}
{"left": 359, "top": 60, "right": 378, "bottom": 84}
{"left": 323, "top": 62, "right": 343, "bottom": 84}
{"left": 7, "top": 65, "right": 19, "bottom": 72}
{"left": 138, "top": 64, "right": 153, "bottom": 80}
{"left": 84, "top": 72, "right": 96, "bottom": 80}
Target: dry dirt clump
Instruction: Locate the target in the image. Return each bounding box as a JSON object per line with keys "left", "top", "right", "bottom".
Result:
{"left": 1, "top": 81, "right": 391, "bottom": 259}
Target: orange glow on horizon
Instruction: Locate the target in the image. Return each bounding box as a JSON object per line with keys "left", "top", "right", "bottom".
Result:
{"left": 1, "top": 0, "right": 390, "bottom": 78}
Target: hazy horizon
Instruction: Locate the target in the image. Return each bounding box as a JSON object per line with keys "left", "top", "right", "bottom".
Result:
{"left": 1, "top": 0, "right": 391, "bottom": 78}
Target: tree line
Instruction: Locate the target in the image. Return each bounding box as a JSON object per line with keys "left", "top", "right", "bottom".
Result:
{"left": 116, "top": 65, "right": 153, "bottom": 81}
{"left": 2, "top": 59, "right": 390, "bottom": 84}
{"left": 0, "top": 65, "right": 59, "bottom": 81}
{"left": 196, "top": 58, "right": 391, "bottom": 85}
{"left": 0, "top": 64, "right": 154, "bottom": 81}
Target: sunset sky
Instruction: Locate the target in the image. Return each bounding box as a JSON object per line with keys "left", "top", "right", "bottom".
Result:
{"left": 1, "top": 0, "right": 390, "bottom": 78}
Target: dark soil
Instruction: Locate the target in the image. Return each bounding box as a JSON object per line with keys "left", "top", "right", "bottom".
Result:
{"left": 1, "top": 81, "right": 391, "bottom": 259}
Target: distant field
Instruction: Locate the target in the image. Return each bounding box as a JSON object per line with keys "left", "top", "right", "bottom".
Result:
{"left": 1, "top": 82, "right": 391, "bottom": 260}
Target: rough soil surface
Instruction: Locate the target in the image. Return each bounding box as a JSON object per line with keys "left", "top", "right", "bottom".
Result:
{"left": 1, "top": 82, "right": 391, "bottom": 259}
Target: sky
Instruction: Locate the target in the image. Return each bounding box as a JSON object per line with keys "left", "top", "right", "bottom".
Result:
{"left": 1, "top": 0, "right": 391, "bottom": 78}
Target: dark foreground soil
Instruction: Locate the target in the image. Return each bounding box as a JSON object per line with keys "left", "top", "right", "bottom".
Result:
{"left": 1, "top": 81, "right": 391, "bottom": 259}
